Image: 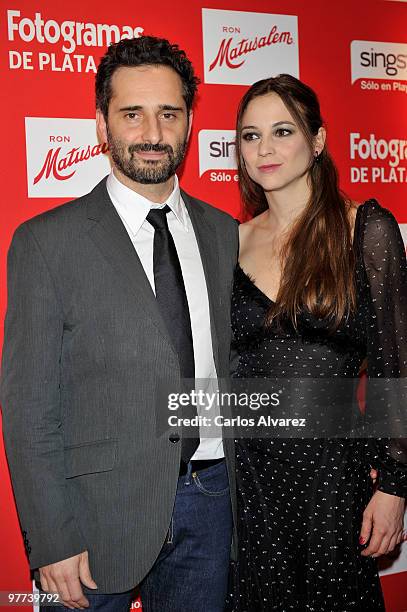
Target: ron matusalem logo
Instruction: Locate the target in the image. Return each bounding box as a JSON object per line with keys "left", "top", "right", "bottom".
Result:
{"left": 351, "top": 40, "right": 407, "bottom": 92}
{"left": 202, "top": 9, "right": 299, "bottom": 86}
{"left": 25, "top": 118, "right": 111, "bottom": 197}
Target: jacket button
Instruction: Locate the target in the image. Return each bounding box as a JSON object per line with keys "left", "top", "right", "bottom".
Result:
{"left": 169, "top": 432, "right": 180, "bottom": 443}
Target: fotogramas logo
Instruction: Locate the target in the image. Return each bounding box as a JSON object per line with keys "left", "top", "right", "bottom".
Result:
{"left": 199, "top": 130, "right": 238, "bottom": 183}
{"left": 7, "top": 9, "right": 144, "bottom": 73}
{"left": 351, "top": 41, "right": 407, "bottom": 94}
{"left": 202, "top": 9, "right": 299, "bottom": 86}
{"left": 349, "top": 132, "right": 407, "bottom": 184}
{"left": 25, "top": 118, "right": 111, "bottom": 197}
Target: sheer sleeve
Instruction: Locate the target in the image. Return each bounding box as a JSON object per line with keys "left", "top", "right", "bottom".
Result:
{"left": 358, "top": 199, "right": 407, "bottom": 497}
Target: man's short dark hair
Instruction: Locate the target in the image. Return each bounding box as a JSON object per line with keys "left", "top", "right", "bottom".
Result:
{"left": 96, "top": 35, "right": 200, "bottom": 119}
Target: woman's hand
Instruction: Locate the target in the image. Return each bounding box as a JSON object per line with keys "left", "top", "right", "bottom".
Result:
{"left": 360, "top": 490, "right": 405, "bottom": 557}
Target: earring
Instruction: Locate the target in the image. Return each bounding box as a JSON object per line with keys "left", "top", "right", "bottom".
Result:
{"left": 314, "top": 150, "right": 321, "bottom": 163}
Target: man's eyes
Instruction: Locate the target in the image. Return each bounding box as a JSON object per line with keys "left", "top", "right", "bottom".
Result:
{"left": 124, "top": 112, "right": 177, "bottom": 120}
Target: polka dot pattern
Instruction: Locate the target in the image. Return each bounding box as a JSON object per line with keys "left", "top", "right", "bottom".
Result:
{"left": 225, "top": 200, "right": 407, "bottom": 611}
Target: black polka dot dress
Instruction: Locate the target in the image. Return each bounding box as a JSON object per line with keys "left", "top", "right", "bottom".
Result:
{"left": 226, "top": 200, "right": 407, "bottom": 611}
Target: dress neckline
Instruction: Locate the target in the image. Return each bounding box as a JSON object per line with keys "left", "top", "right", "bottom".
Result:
{"left": 237, "top": 201, "right": 368, "bottom": 305}
{"left": 236, "top": 263, "right": 276, "bottom": 304}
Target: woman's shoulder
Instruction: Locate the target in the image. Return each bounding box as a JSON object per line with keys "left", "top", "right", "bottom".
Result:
{"left": 237, "top": 211, "right": 270, "bottom": 230}
{"left": 355, "top": 197, "right": 396, "bottom": 218}
{"left": 236, "top": 213, "right": 265, "bottom": 243}
{"left": 355, "top": 198, "right": 400, "bottom": 234}
{"left": 353, "top": 198, "right": 403, "bottom": 254}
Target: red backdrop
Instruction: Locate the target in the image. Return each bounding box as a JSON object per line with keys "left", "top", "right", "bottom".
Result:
{"left": 1, "top": 0, "right": 406, "bottom": 610}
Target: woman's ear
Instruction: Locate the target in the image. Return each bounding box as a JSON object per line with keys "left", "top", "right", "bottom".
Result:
{"left": 313, "top": 126, "right": 326, "bottom": 156}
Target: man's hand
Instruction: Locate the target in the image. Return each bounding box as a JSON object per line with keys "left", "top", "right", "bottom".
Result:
{"left": 39, "top": 550, "right": 97, "bottom": 609}
{"left": 360, "top": 490, "right": 405, "bottom": 558}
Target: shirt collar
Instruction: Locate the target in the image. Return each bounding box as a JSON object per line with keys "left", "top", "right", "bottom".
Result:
{"left": 106, "top": 170, "right": 188, "bottom": 236}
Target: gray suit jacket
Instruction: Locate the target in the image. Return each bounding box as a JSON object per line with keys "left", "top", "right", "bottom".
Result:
{"left": 0, "top": 177, "right": 239, "bottom": 593}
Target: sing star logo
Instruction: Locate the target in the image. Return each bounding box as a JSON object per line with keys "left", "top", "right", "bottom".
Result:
{"left": 198, "top": 130, "right": 237, "bottom": 178}
{"left": 351, "top": 40, "right": 407, "bottom": 92}
{"left": 202, "top": 8, "right": 299, "bottom": 86}
{"left": 25, "top": 117, "right": 111, "bottom": 197}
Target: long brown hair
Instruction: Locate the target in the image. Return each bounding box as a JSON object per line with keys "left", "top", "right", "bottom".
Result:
{"left": 235, "top": 74, "right": 356, "bottom": 330}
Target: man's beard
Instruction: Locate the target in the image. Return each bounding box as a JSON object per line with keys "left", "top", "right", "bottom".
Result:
{"left": 107, "top": 130, "right": 188, "bottom": 184}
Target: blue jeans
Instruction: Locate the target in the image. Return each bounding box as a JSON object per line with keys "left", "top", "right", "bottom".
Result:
{"left": 38, "top": 588, "right": 135, "bottom": 611}
{"left": 39, "top": 460, "right": 232, "bottom": 612}
{"left": 139, "top": 459, "right": 232, "bottom": 612}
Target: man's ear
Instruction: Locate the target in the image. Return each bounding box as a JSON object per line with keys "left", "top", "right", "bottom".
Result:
{"left": 96, "top": 109, "right": 108, "bottom": 144}
{"left": 186, "top": 110, "right": 193, "bottom": 142}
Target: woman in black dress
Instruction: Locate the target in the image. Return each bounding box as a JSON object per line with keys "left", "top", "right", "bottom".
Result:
{"left": 226, "top": 75, "right": 406, "bottom": 611}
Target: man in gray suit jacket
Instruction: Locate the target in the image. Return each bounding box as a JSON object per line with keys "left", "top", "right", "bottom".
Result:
{"left": 1, "top": 36, "right": 238, "bottom": 612}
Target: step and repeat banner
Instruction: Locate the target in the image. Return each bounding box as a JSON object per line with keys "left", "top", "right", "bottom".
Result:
{"left": 0, "top": 0, "right": 406, "bottom": 610}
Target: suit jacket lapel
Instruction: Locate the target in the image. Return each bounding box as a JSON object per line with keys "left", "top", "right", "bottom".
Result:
{"left": 85, "top": 179, "right": 223, "bottom": 371}
{"left": 86, "top": 178, "right": 175, "bottom": 346}
{"left": 181, "top": 190, "right": 221, "bottom": 373}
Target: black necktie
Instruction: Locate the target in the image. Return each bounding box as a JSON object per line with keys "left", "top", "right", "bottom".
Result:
{"left": 146, "top": 205, "right": 199, "bottom": 463}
